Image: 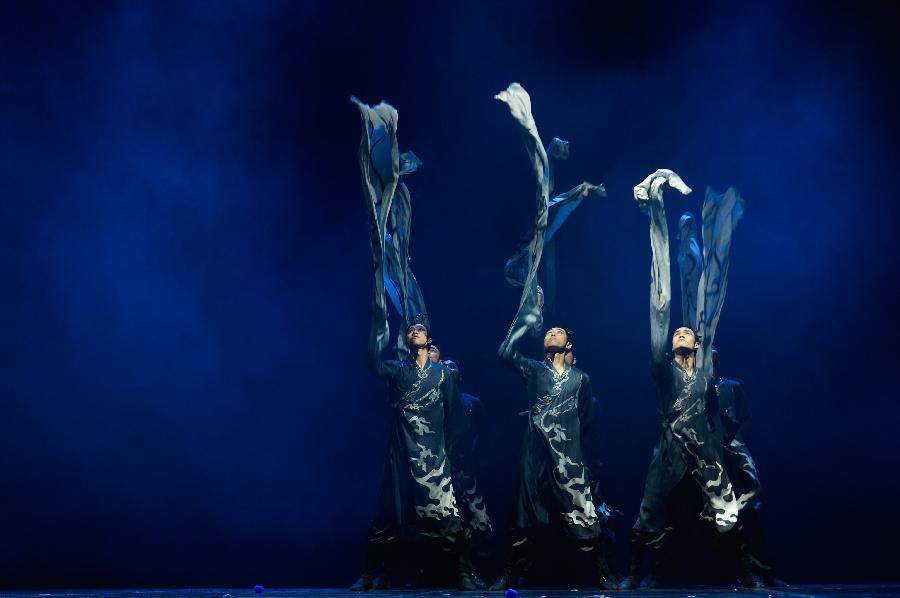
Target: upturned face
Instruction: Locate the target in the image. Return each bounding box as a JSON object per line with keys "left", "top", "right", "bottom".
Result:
{"left": 427, "top": 345, "right": 441, "bottom": 363}
{"left": 544, "top": 327, "right": 571, "bottom": 352}
{"left": 672, "top": 326, "right": 700, "bottom": 354}
{"left": 406, "top": 324, "right": 431, "bottom": 350}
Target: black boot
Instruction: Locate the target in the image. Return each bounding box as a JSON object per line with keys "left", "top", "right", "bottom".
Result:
{"left": 738, "top": 551, "right": 764, "bottom": 589}
{"left": 595, "top": 551, "right": 620, "bottom": 591}
{"left": 457, "top": 539, "right": 477, "bottom": 591}
{"left": 371, "top": 573, "right": 391, "bottom": 590}
{"left": 350, "top": 539, "right": 393, "bottom": 591}
{"left": 619, "top": 533, "right": 647, "bottom": 590}
{"left": 489, "top": 558, "right": 529, "bottom": 591}
{"left": 580, "top": 536, "right": 619, "bottom": 591}
{"left": 489, "top": 537, "right": 532, "bottom": 591}
{"left": 728, "top": 527, "right": 763, "bottom": 589}
{"left": 756, "top": 557, "right": 786, "bottom": 587}
{"left": 349, "top": 574, "right": 373, "bottom": 592}
{"left": 642, "top": 544, "right": 669, "bottom": 589}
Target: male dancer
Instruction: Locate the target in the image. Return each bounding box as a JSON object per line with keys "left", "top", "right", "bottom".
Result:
{"left": 622, "top": 170, "right": 749, "bottom": 589}
{"left": 492, "top": 328, "right": 616, "bottom": 590}
{"left": 490, "top": 83, "right": 614, "bottom": 590}
{"left": 350, "top": 97, "right": 471, "bottom": 591}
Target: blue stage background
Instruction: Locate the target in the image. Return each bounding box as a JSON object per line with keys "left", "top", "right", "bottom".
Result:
{"left": 1, "top": 0, "right": 898, "bottom": 588}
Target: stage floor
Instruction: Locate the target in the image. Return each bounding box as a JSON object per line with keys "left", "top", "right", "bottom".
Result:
{"left": 2, "top": 586, "right": 900, "bottom": 598}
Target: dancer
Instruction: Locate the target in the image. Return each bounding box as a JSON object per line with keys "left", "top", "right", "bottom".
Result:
{"left": 621, "top": 170, "right": 750, "bottom": 589}
{"left": 349, "top": 97, "right": 471, "bottom": 591}
{"left": 490, "top": 83, "right": 614, "bottom": 591}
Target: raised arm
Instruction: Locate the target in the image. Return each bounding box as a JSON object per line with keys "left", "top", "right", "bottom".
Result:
{"left": 677, "top": 211, "right": 703, "bottom": 330}
{"left": 695, "top": 186, "right": 745, "bottom": 372}
{"left": 352, "top": 96, "right": 402, "bottom": 378}
{"left": 495, "top": 83, "right": 550, "bottom": 371}
{"left": 368, "top": 288, "right": 398, "bottom": 378}
{"left": 498, "top": 328, "right": 537, "bottom": 379}
{"left": 633, "top": 169, "right": 692, "bottom": 364}
{"left": 384, "top": 151, "right": 429, "bottom": 359}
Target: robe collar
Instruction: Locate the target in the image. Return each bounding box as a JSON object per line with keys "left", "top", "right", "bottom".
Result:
{"left": 544, "top": 355, "right": 570, "bottom": 377}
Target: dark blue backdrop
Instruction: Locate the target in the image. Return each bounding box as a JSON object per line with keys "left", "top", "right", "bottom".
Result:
{"left": 2, "top": 0, "right": 898, "bottom": 588}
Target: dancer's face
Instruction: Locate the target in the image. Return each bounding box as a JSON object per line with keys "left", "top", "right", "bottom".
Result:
{"left": 427, "top": 345, "right": 442, "bottom": 363}
{"left": 672, "top": 326, "right": 700, "bottom": 353}
{"left": 406, "top": 324, "right": 431, "bottom": 350}
{"left": 544, "top": 327, "right": 571, "bottom": 352}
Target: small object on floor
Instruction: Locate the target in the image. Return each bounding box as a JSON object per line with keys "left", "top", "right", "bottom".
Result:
{"left": 253, "top": 585, "right": 264, "bottom": 594}
{"left": 505, "top": 589, "right": 518, "bottom": 598}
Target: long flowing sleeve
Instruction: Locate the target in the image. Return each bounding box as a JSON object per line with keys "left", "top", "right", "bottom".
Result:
{"left": 368, "top": 291, "right": 398, "bottom": 378}
{"left": 677, "top": 211, "right": 703, "bottom": 330}
{"left": 503, "top": 140, "right": 605, "bottom": 293}
{"left": 352, "top": 96, "right": 402, "bottom": 377}
{"left": 647, "top": 196, "right": 672, "bottom": 365}
{"left": 495, "top": 83, "right": 552, "bottom": 366}
{"left": 383, "top": 151, "right": 429, "bottom": 358}
{"left": 695, "top": 186, "right": 745, "bottom": 372}
{"left": 498, "top": 339, "right": 538, "bottom": 380}
{"left": 634, "top": 169, "right": 692, "bottom": 365}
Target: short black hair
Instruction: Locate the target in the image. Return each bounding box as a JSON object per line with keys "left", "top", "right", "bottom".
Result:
{"left": 405, "top": 317, "right": 430, "bottom": 337}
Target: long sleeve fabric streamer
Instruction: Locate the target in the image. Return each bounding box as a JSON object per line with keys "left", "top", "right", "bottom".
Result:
{"left": 496, "top": 83, "right": 552, "bottom": 359}
{"left": 695, "top": 187, "right": 745, "bottom": 372}
{"left": 631, "top": 169, "right": 748, "bottom": 536}
{"left": 633, "top": 169, "right": 692, "bottom": 364}
{"left": 495, "top": 83, "right": 602, "bottom": 541}
{"left": 498, "top": 84, "right": 605, "bottom": 344}
{"left": 353, "top": 97, "right": 463, "bottom": 541}
{"left": 383, "top": 151, "right": 429, "bottom": 358}
{"left": 677, "top": 212, "right": 703, "bottom": 330}
{"left": 352, "top": 96, "right": 401, "bottom": 376}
